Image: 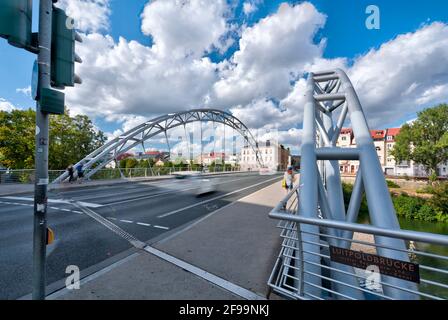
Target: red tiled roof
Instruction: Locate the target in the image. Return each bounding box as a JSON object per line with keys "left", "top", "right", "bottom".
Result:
{"left": 387, "top": 128, "right": 400, "bottom": 136}
{"left": 340, "top": 128, "right": 352, "bottom": 134}
{"left": 145, "top": 151, "right": 160, "bottom": 155}
{"left": 370, "top": 130, "right": 386, "bottom": 140}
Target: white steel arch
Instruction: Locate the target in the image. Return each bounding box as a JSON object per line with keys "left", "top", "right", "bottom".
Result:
{"left": 52, "top": 109, "right": 264, "bottom": 183}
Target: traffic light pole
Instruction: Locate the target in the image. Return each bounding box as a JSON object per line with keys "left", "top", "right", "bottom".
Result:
{"left": 32, "top": 0, "right": 53, "bottom": 300}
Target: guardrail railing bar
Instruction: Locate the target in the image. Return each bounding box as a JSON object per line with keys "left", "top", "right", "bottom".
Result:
{"left": 296, "top": 229, "right": 448, "bottom": 262}
{"left": 270, "top": 212, "right": 448, "bottom": 246}
{"left": 281, "top": 248, "right": 446, "bottom": 298}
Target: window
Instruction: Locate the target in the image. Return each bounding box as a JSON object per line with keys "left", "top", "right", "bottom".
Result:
{"left": 387, "top": 136, "right": 393, "bottom": 141}
{"left": 342, "top": 136, "right": 347, "bottom": 141}
{"left": 375, "top": 146, "right": 381, "bottom": 151}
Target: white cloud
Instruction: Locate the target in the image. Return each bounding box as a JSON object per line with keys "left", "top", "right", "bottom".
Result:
{"left": 16, "top": 86, "right": 31, "bottom": 97}
{"left": 59, "top": 1, "right": 448, "bottom": 152}
{"left": 0, "top": 98, "right": 16, "bottom": 112}
{"left": 64, "top": 34, "right": 219, "bottom": 118}
{"left": 57, "top": 0, "right": 111, "bottom": 33}
{"left": 211, "top": 2, "right": 326, "bottom": 108}
{"left": 348, "top": 22, "right": 448, "bottom": 127}
{"left": 242, "top": 1, "right": 259, "bottom": 16}
{"left": 141, "top": 0, "right": 230, "bottom": 59}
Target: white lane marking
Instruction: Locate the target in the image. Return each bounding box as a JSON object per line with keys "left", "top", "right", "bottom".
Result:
{"left": 107, "top": 217, "right": 167, "bottom": 230}
{"left": 143, "top": 246, "right": 265, "bottom": 300}
{"left": 0, "top": 196, "right": 104, "bottom": 208}
{"left": 157, "top": 176, "right": 281, "bottom": 218}
{"left": 153, "top": 225, "right": 170, "bottom": 230}
{"left": 0, "top": 200, "right": 85, "bottom": 215}
{"left": 137, "top": 222, "right": 151, "bottom": 227}
{"left": 107, "top": 177, "right": 250, "bottom": 206}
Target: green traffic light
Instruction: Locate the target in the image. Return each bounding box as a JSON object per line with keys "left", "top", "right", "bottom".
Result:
{"left": 0, "top": 0, "right": 33, "bottom": 49}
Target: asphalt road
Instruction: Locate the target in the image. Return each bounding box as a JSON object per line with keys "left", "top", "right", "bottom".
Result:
{"left": 0, "top": 172, "right": 281, "bottom": 299}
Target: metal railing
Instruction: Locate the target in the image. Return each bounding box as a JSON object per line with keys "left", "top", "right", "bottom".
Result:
{"left": 268, "top": 185, "right": 448, "bottom": 300}
{"left": 0, "top": 166, "right": 242, "bottom": 184}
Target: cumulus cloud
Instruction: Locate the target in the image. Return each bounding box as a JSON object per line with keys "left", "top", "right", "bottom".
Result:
{"left": 0, "top": 98, "right": 16, "bottom": 112}
{"left": 212, "top": 2, "right": 326, "bottom": 108}
{"left": 141, "top": 0, "right": 230, "bottom": 59}
{"left": 56, "top": 0, "right": 111, "bottom": 33}
{"left": 348, "top": 22, "right": 448, "bottom": 127}
{"left": 64, "top": 34, "right": 218, "bottom": 118}
{"left": 59, "top": 0, "right": 447, "bottom": 154}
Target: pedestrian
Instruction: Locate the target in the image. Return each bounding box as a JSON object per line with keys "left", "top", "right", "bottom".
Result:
{"left": 281, "top": 166, "right": 296, "bottom": 210}
{"left": 67, "top": 164, "right": 74, "bottom": 183}
{"left": 76, "top": 163, "right": 84, "bottom": 183}
{"left": 283, "top": 166, "right": 296, "bottom": 193}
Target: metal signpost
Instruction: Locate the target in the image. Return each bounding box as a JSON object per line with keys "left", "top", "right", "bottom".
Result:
{"left": 32, "top": 0, "right": 52, "bottom": 301}
{"left": 0, "top": 0, "right": 81, "bottom": 300}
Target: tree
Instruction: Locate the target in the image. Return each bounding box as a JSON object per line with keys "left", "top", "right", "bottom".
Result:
{"left": 125, "top": 158, "right": 138, "bottom": 169}
{"left": 391, "top": 104, "right": 448, "bottom": 177}
{"left": 0, "top": 109, "right": 106, "bottom": 169}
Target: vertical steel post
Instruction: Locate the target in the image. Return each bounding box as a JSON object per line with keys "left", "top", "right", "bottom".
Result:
{"left": 32, "top": 0, "right": 53, "bottom": 300}
{"left": 298, "top": 74, "right": 322, "bottom": 297}
{"left": 335, "top": 69, "right": 418, "bottom": 299}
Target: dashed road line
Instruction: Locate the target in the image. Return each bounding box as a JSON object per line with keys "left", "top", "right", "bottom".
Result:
{"left": 137, "top": 222, "right": 151, "bottom": 227}
{"left": 106, "top": 216, "right": 168, "bottom": 231}
{"left": 153, "top": 225, "right": 170, "bottom": 230}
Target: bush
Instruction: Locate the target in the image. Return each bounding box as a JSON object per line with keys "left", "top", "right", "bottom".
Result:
{"left": 340, "top": 182, "right": 446, "bottom": 223}
{"left": 428, "top": 182, "right": 448, "bottom": 215}
{"left": 392, "top": 194, "right": 424, "bottom": 219}
{"left": 415, "top": 204, "right": 437, "bottom": 222}
{"left": 386, "top": 180, "right": 400, "bottom": 188}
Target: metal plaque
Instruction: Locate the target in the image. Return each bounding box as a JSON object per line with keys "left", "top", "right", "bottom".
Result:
{"left": 329, "top": 246, "right": 420, "bottom": 283}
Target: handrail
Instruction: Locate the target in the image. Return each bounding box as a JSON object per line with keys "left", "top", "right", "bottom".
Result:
{"left": 269, "top": 211, "right": 448, "bottom": 246}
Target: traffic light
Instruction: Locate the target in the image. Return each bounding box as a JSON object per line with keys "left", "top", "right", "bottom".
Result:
{"left": 0, "top": 0, "right": 33, "bottom": 49}
{"left": 51, "top": 7, "right": 82, "bottom": 89}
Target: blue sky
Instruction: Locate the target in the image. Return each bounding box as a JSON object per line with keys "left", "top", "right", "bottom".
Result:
{"left": 1, "top": 0, "right": 447, "bottom": 153}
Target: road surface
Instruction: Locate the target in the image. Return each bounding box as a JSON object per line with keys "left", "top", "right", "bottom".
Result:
{"left": 0, "top": 172, "right": 281, "bottom": 299}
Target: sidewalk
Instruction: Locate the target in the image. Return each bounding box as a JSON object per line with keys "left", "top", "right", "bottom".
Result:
{"left": 49, "top": 180, "right": 285, "bottom": 300}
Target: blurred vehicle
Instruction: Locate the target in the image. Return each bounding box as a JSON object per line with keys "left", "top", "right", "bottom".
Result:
{"left": 172, "top": 171, "right": 218, "bottom": 196}
{"left": 259, "top": 167, "right": 277, "bottom": 175}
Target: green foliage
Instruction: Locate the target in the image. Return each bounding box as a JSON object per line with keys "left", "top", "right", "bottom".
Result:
{"left": 0, "top": 109, "right": 106, "bottom": 169}
{"left": 49, "top": 112, "right": 106, "bottom": 170}
{"left": 393, "top": 194, "right": 425, "bottom": 219}
{"left": 124, "top": 158, "right": 138, "bottom": 169}
{"left": 391, "top": 104, "right": 448, "bottom": 178}
{"left": 386, "top": 180, "right": 400, "bottom": 188}
{"left": 341, "top": 183, "right": 369, "bottom": 221}
{"left": 343, "top": 182, "right": 447, "bottom": 223}
{"left": 119, "top": 159, "right": 127, "bottom": 168}
{"left": 428, "top": 182, "right": 448, "bottom": 215}
{"left": 164, "top": 161, "right": 174, "bottom": 168}
{"left": 0, "top": 109, "right": 35, "bottom": 168}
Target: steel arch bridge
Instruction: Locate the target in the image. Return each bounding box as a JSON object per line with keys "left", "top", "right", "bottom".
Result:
{"left": 52, "top": 109, "right": 264, "bottom": 184}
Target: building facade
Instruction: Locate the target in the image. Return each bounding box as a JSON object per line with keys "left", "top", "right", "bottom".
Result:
{"left": 336, "top": 127, "right": 448, "bottom": 177}
{"left": 239, "top": 142, "right": 290, "bottom": 171}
